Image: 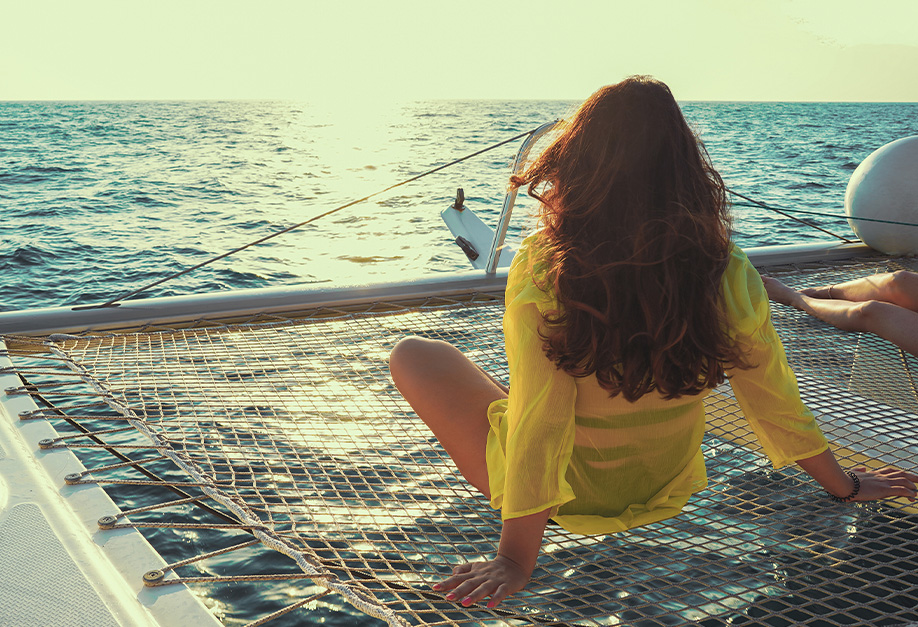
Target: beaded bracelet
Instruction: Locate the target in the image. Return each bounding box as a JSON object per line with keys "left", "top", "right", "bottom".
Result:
{"left": 828, "top": 470, "right": 860, "bottom": 503}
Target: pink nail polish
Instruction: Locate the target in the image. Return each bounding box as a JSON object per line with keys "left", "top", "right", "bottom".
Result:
{"left": 461, "top": 596, "right": 471, "bottom": 606}
{"left": 445, "top": 593, "right": 455, "bottom": 600}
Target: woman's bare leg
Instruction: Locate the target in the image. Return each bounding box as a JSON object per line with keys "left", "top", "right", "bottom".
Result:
{"left": 801, "top": 270, "right": 918, "bottom": 312}
{"left": 764, "top": 276, "right": 918, "bottom": 356}
{"left": 389, "top": 336, "right": 507, "bottom": 497}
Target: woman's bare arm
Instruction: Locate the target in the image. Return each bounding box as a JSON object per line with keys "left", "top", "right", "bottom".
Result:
{"left": 796, "top": 448, "right": 918, "bottom": 502}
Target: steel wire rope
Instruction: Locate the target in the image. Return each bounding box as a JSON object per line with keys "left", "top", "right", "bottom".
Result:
{"left": 727, "top": 189, "right": 854, "bottom": 242}
{"left": 728, "top": 188, "right": 918, "bottom": 243}
{"left": 86, "top": 126, "right": 547, "bottom": 310}
{"left": 731, "top": 199, "right": 918, "bottom": 228}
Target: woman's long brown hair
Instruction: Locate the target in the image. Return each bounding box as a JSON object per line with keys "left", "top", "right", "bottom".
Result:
{"left": 512, "top": 76, "right": 748, "bottom": 401}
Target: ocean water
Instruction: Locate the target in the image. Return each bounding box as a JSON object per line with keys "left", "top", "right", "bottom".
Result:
{"left": 3, "top": 101, "right": 918, "bottom": 627}
{"left": 2, "top": 100, "right": 918, "bottom": 313}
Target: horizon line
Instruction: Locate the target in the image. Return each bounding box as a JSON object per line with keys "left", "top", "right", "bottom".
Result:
{"left": 2, "top": 97, "right": 918, "bottom": 105}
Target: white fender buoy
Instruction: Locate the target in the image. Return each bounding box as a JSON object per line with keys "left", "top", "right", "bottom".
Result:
{"left": 845, "top": 136, "right": 918, "bottom": 255}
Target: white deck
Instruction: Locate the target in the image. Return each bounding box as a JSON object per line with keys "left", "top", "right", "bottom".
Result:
{"left": 0, "top": 340, "right": 222, "bottom": 627}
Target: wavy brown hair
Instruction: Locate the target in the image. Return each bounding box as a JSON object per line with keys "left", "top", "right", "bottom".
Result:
{"left": 512, "top": 76, "right": 748, "bottom": 401}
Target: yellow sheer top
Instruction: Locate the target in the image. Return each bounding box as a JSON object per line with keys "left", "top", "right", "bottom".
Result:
{"left": 485, "top": 232, "right": 829, "bottom": 535}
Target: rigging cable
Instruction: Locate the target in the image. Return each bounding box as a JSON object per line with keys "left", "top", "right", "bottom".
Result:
{"left": 731, "top": 200, "right": 918, "bottom": 228}
{"left": 727, "top": 189, "right": 854, "bottom": 243}
{"left": 86, "top": 125, "right": 549, "bottom": 310}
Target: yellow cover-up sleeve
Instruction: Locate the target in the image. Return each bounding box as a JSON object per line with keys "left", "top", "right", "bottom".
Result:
{"left": 723, "top": 247, "right": 829, "bottom": 468}
{"left": 487, "top": 236, "right": 578, "bottom": 520}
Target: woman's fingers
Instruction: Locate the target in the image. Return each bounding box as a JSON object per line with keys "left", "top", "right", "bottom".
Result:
{"left": 434, "top": 572, "right": 471, "bottom": 592}
{"left": 873, "top": 466, "right": 918, "bottom": 481}
{"left": 459, "top": 580, "right": 497, "bottom": 606}
{"left": 451, "top": 563, "right": 473, "bottom": 575}
{"left": 435, "top": 566, "right": 497, "bottom": 598}
{"left": 443, "top": 576, "right": 495, "bottom": 605}
{"left": 851, "top": 466, "right": 918, "bottom": 502}
{"left": 872, "top": 467, "right": 918, "bottom": 487}
{"left": 433, "top": 565, "right": 475, "bottom": 592}
{"left": 487, "top": 583, "right": 511, "bottom": 608}
{"left": 889, "top": 469, "right": 918, "bottom": 482}
{"left": 885, "top": 485, "right": 916, "bottom": 501}
{"left": 890, "top": 478, "right": 918, "bottom": 498}
{"left": 462, "top": 578, "right": 521, "bottom": 607}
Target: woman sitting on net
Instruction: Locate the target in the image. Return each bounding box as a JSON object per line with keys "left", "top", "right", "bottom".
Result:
{"left": 389, "top": 77, "right": 918, "bottom": 609}
{"left": 763, "top": 271, "right": 918, "bottom": 356}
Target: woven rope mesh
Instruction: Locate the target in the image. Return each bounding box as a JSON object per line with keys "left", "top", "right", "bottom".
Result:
{"left": 37, "top": 256, "right": 918, "bottom": 626}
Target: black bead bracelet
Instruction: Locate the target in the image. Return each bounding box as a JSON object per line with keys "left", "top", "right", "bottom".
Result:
{"left": 828, "top": 470, "right": 860, "bottom": 503}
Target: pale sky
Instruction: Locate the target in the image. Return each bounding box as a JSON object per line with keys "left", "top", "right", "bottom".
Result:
{"left": 3, "top": 0, "right": 917, "bottom": 102}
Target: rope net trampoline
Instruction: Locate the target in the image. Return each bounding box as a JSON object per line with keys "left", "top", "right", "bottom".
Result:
{"left": 3, "top": 253, "right": 918, "bottom": 626}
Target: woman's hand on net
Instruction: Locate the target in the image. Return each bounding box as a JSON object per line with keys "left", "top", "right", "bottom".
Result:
{"left": 851, "top": 466, "right": 918, "bottom": 502}
{"left": 432, "top": 555, "right": 531, "bottom": 608}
